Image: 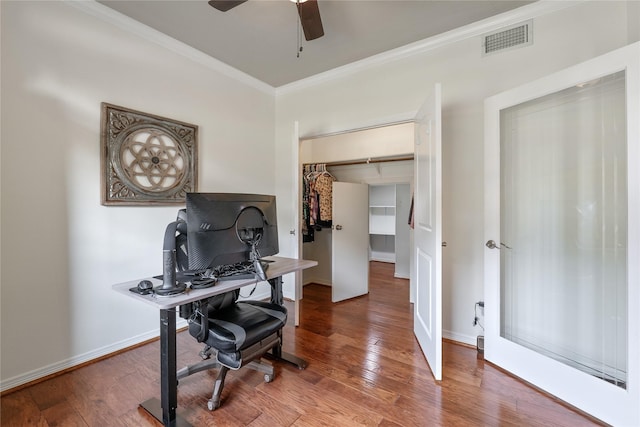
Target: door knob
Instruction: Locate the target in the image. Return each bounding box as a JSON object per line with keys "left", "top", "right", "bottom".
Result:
{"left": 486, "top": 240, "right": 511, "bottom": 250}
{"left": 335, "top": 225, "right": 343, "bottom": 230}
{"left": 486, "top": 240, "right": 499, "bottom": 249}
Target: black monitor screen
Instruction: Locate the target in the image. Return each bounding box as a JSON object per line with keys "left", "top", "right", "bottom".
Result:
{"left": 185, "top": 193, "right": 279, "bottom": 271}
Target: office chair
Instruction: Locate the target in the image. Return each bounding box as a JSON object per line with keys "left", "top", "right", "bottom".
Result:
{"left": 171, "top": 211, "right": 287, "bottom": 411}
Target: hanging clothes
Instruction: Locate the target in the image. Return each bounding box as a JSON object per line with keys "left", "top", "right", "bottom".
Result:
{"left": 302, "top": 164, "right": 318, "bottom": 242}
{"left": 302, "top": 164, "right": 336, "bottom": 242}
{"left": 315, "top": 170, "right": 335, "bottom": 227}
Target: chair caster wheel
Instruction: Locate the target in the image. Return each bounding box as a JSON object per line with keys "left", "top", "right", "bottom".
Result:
{"left": 264, "top": 374, "right": 274, "bottom": 383}
{"left": 208, "top": 399, "right": 220, "bottom": 411}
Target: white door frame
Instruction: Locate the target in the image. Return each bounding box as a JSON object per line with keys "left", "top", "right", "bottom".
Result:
{"left": 484, "top": 42, "right": 640, "bottom": 426}
{"left": 291, "top": 121, "right": 302, "bottom": 325}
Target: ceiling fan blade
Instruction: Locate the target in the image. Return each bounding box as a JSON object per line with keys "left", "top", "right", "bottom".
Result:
{"left": 297, "top": 0, "right": 324, "bottom": 41}
{"left": 208, "top": 0, "right": 248, "bottom": 12}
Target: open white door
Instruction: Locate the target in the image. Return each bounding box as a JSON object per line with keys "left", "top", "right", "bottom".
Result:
{"left": 332, "top": 181, "right": 369, "bottom": 302}
{"left": 291, "top": 121, "right": 302, "bottom": 325}
{"left": 484, "top": 43, "right": 639, "bottom": 426}
{"left": 413, "top": 84, "right": 443, "bottom": 381}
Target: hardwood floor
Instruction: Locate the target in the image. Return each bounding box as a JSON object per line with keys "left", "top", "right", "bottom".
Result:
{"left": 1, "top": 262, "right": 602, "bottom": 426}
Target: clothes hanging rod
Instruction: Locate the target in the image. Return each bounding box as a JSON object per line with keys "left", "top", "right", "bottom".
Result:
{"left": 304, "top": 155, "right": 414, "bottom": 168}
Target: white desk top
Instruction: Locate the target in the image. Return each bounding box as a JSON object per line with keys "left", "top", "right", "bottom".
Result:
{"left": 112, "top": 256, "right": 317, "bottom": 310}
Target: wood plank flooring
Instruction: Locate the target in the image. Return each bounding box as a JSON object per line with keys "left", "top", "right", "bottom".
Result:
{"left": 1, "top": 262, "right": 602, "bottom": 426}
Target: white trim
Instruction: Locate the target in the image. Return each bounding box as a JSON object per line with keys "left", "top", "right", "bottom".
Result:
{"left": 67, "top": 0, "right": 275, "bottom": 96}
{"left": 0, "top": 320, "right": 187, "bottom": 393}
{"left": 67, "top": 0, "right": 579, "bottom": 96}
{"left": 276, "top": 1, "right": 580, "bottom": 95}
{"left": 443, "top": 330, "right": 477, "bottom": 347}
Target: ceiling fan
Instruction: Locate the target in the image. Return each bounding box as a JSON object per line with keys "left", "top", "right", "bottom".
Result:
{"left": 208, "top": 0, "right": 324, "bottom": 41}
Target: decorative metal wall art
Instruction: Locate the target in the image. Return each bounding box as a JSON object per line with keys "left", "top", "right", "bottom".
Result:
{"left": 100, "top": 103, "right": 198, "bottom": 205}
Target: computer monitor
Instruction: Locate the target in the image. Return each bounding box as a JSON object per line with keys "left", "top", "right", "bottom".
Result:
{"left": 185, "top": 192, "right": 279, "bottom": 273}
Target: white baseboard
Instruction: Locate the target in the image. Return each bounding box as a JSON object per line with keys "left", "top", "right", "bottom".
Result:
{"left": 443, "top": 329, "right": 478, "bottom": 347}
{"left": 369, "top": 256, "right": 396, "bottom": 263}
{"left": 0, "top": 319, "right": 187, "bottom": 393}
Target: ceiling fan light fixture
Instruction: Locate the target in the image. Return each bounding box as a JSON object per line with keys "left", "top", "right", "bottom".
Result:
{"left": 209, "top": 0, "right": 323, "bottom": 42}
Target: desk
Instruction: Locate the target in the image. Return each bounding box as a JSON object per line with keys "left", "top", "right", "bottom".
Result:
{"left": 113, "top": 256, "right": 317, "bottom": 427}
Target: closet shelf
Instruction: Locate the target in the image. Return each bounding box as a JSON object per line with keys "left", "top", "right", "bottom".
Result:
{"left": 369, "top": 184, "right": 397, "bottom": 239}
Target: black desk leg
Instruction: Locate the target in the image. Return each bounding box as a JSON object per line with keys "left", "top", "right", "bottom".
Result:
{"left": 268, "top": 277, "right": 308, "bottom": 370}
{"left": 161, "top": 308, "right": 178, "bottom": 425}
{"left": 140, "top": 308, "right": 190, "bottom": 427}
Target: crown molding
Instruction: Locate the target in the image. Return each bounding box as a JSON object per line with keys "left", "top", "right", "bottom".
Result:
{"left": 67, "top": 1, "right": 276, "bottom": 96}
{"left": 66, "top": 1, "right": 583, "bottom": 98}
{"left": 276, "top": 1, "right": 582, "bottom": 95}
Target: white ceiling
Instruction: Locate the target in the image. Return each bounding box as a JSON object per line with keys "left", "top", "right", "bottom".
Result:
{"left": 98, "top": 0, "right": 534, "bottom": 87}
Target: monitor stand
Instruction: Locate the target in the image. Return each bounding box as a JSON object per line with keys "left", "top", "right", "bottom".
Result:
{"left": 239, "top": 226, "right": 267, "bottom": 281}
{"left": 155, "top": 282, "right": 187, "bottom": 297}
{"left": 156, "top": 226, "right": 187, "bottom": 297}
{"left": 250, "top": 242, "right": 267, "bottom": 281}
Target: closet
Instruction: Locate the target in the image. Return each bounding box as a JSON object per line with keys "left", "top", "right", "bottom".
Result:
{"left": 301, "top": 161, "right": 413, "bottom": 286}
{"left": 299, "top": 122, "right": 415, "bottom": 291}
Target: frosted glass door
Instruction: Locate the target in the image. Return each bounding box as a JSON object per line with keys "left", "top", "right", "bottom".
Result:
{"left": 500, "top": 71, "right": 627, "bottom": 386}
{"left": 484, "top": 43, "right": 640, "bottom": 426}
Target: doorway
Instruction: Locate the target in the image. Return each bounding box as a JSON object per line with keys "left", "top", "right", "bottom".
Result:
{"left": 300, "top": 164, "right": 414, "bottom": 298}
{"left": 296, "top": 83, "right": 444, "bottom": 382}
{"left": 298, "top": 123, "right": 415, "bottom": 300}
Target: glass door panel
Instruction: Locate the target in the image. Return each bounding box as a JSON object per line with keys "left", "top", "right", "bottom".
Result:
{"left": 500, "top": 71, "right": 627, "bottom": 387}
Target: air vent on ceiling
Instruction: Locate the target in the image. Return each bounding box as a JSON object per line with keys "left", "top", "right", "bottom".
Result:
{"left": 482, "top": 20, "right": 533, "bottom": 56}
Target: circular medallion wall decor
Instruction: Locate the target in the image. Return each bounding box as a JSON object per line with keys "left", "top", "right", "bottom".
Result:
{"left": 100, "top": 103, "right": 198, "bottom": 205}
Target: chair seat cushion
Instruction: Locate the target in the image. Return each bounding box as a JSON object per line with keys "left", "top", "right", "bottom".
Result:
{"left": 189, "top": 301, "right": 287, "bottom": 353}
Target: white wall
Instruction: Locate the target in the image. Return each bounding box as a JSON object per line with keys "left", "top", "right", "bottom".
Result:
{"left": 0, "top": 1, "right": 275, "bottom": 389}
{"left": 275, "top": 1, "right": 639, "bottom": 345}
{"left": 2, "top": 0, "right": 638, "bottom": 394}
